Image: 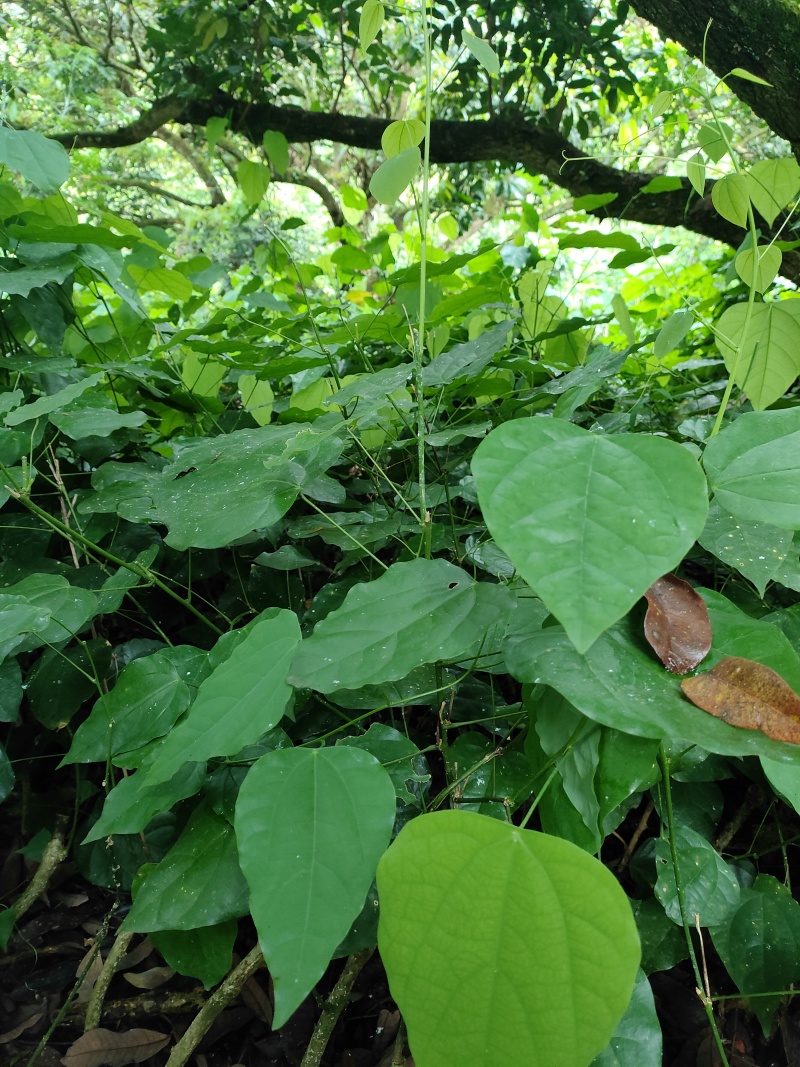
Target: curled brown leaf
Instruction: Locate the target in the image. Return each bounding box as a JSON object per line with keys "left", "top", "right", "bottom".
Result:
{"left": 681, "top": 656, "right": 800, "bottom": 744}
{"left": 643, "top": 573, "right": 712, "bottom": 674}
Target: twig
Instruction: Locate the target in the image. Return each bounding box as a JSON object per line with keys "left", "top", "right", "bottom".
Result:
{"left": 300, "top": 948, "right": 374, "bottom": 1067}
{"left": 165, "top": 944, "right": 265, "bottom": 1067}
{"left": 84, "top": 927, "right": 134, "bottom": 1031}
{"left": 391, "top": 1016, "right": 407, "bottom": 1066}
{"left": 10, "top": 815, "right": 69, "bottom": 925}
{"left": 617, "top": 798, "right": 654, "bottom": 872}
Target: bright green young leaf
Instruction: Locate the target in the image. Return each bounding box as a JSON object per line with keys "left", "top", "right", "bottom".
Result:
{"left": 699, "top": 501, "right": 792, "bottom": 596}
{"left": 654, "top": 825, "right": 740, "bottom": 927}
{"left": 263, "top": 130, "right": 289, "bottom": 176}
{"left": 612, "top": 293, "right": 635, "bottom": 345}
{"left": 181, "top": 351, "right": 226, "bottom": 398}
{"left": 127, "top": 264, "right": 193, "bottom": 301}
{"left": 653, "top": 309, "right": 693, "bottom": 358}
{"left": 235, "top": 746, "right": 396, "bottom": 1028}
{"left": 239, "top": 374, "right": 274, "bottom": 425}
{"left": 206, "top": 116, "right": 228, "bottom": 152}
{"left": 746, "top": 158, "right": 800, "bottom": 226}
{"left": 377, "top": 810, "right": 640, "bottom": 1067}
{"left": 715, "top": 300, "right": 800, "bottom": 409}
{"left": 151, "top": 920, "right": 237, "bottom": 989}
{"left": 237, "top": 159, "right": 271, "bottom": 207}
{"left": 5, "top": 373, "right": 104, "bottom": 426}
{"left": 461, "top": 30, "right": 500, "bottom": 76}
{"left": 506, "top": 592, "right": 800, "bottom": 761}
{"left": 704, "top": 408, "right": 800, "bottom": 527}
{"left": 143, "top": 609, "right": 301, "bottom": 785}
{"left": 381, "top": 120, "right": 426, "bottom": 159}
{"left": 123, "top": 801, "right": 249, "bottom": 932}
{"left": 712, "top": 173, "right": 750, "bottom": 228}
{"left": 369, "top": 146, "right": 420, "bottom": 204}
{"left": 422, "top": 320, "right": 513, "bottom": 386}
{"left": 650, "top": 90, "right": 672, "bottom": 119}
{"left": 590, "top": 969, "right": 661, "bottom": 1067}
{"left": 698, "top": 122, "right": 733, "bottom": 163}
{"left": 0, "top": 127, "right": 69, "bottom": 191}
{"left": 359, "top": 0, "right": 384, "bottom": 51}
{"left": 640, "top": 176, "right": 682, "bottom": 194}
{"left": 83, "top": 762, "right": 206, "bottom": 843}
{"left": 686, "top": 152, "right": 706, "bottom": 197}
{"left": 735, "top": 245, "right": 782, "bottom": 293}
{"left": 728, "top": 67, "right": 772, "bottom": 87}
{"left": 340, "top": 183, "right": 368, "bottom": 224}
{"left": 288, "top": 558, "right": 515, "bottom": 692}
{"left": 472, "top": 418, "right": 708, "bottom": 653}
{"left": 711, "top": 875, "right": 800, "bottom": 1035}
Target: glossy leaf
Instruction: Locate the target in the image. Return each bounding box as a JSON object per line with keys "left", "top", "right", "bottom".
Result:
{"left": 506, "top": 591, "right": 800, "bottom": 760}
{"left": 655, "top": 825, "right": 740, "bottom": 927}
{"left": 123, "top": 802, "right": 249, "bottom": 932}
{"left": 235, "top": 746, "right": 396, "bottom": 1028}
{"left": 681, "top": 656, "right": 800, "bottom": 744}
{"left": 711, "top": 874, "right": 800, "bottom": 1035}
{"left": 421, "top": 320, "right": 513, "bottom": 386}
{"left": 151, "top": 920, "right": 237, "bottom": 990}
{"left": 338, "top": 723, "right": 430, "bottom": 804}
{"left": 704, "top": 408, "right": 800, "bottom": 528}
{"left": 712, "top": 173, "right": 750, "bottom": 227}
{"left": 369, "top": 146, "right": 420, "bottom": 204}
{"left": 590, "top": 969, "right": 661, "bottom": 1067}
{"left": 83, "top": 763, "right": 206, "bottom": 843}
{"left": 143, "top": 609, "right": 301, "bottom": 785}
{"left": 643, "top": 573, "right": 711, "bottom": 674}
{"left": 473, "top": 418, "right": 708, "bottom": 652}
{"left": 714, "top": 301, "right": 800, "bottom": 410}
{"left": 377, "top": 810, "right": 640, "bottom": 1067}
{"left": 289, "top": 558, "right": 514, "bottom": 692}
{"left": 699, "top": 501, "right": 792, "bottom": 596}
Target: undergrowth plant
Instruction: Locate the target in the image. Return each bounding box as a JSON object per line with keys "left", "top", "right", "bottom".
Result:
{"left": 3, "top": 7, "right": 800, "bottom": 1067}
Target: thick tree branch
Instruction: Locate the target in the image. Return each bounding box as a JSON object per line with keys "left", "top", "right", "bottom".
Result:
{"left": 47, "top": 92, "right": 800, "bottom": 280}
{"left": 155, "top": 127, "right": 226, "bottom": 206}
{"left": 630, "top": 0, "right": 800, "bottom": 157}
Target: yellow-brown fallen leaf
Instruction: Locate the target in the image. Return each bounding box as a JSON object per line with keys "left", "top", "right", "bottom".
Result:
{"left": 681, "top": 656, "right": 800, "bottom": 744}
{"left": 644, "top": 573, "right": 712, "bottom": 674}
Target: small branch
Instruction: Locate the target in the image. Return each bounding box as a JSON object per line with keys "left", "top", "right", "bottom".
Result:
{"left": 8, "top": 814, "right": 69, "bottom": 926}
{"left": 84, "top": 928, "right": 134, "bottom": 1031}
{"left": 300, "top": 949, "right": 374, "bottom": 1067}
{"left": 100, "top": 177, "right": 213, "bottom": 208}
{"left": 156, "top": 127, "right": 226, "bottom": 206}
{"left": 165, "top": 944, "right": 265, "bottom": 1067}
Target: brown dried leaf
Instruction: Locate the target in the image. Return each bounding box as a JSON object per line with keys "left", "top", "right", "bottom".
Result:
{"left": 122, "top": 965, "right": 174, "bottom": 990}
{"left": 681, "top": 656, "right": 800, "bottom": 743}
{"left": 60, "top": 1028, "right": 169, "bottom": 1067}
{"left": 644, "top": 573, "right": 712, "bottom": 674}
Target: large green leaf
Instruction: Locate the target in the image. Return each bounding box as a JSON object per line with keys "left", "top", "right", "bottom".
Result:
{"left": 369, "top": 147, "right": 420, "bottom": 204}
{"left": 473, "top": 418, "right": 708, "bottom": 652}
{"left": 715, "top": 301, "right": 800, "bottom": 409}
{"left": 507, "top": 590, "right": 800, "bottom": 761}
{"left": 654, "top": 825, "right": 740, "bottom": 927}
{"left": 5, "top": 373, "right": 105, "bottom": 426}
{"left": 710, "top": 874, "right": 800, "bottom": 1035}
{"left": 421, "top": 320, "right": 513, "bottom": 386}
{"left": 704, "top": 408, "right": 800, "bottom": 528}
{"left": 0, "top": 574, "right": 98, "bottom": 654}
{"left": 142, "top": 609, "right": 301, "bottom": 785}
{"left": 0, "top": 128, "right": 69, "bottom": 192}
{"left": 82, "top": 763, "right": 207, "bottom": 843}
{"left": 288, "top": 558, "right": 515, "bottom": 693}
{"left": 123, "top": 802, "right": 249, "bottom": 932}
{"left": 235, "top": 746, "right": 396, "bottom": 1028}
{"left": 698, "top": 500, "right": 792, "bottom": 595}
{"left": 590, "top": 969, "right": 661, "bottom": 1067}
{"left": 377, "top": 810, "right": 640, "bottom": 1067}
{"left": 151, "top": 920, "right": 237, "bottom": 989}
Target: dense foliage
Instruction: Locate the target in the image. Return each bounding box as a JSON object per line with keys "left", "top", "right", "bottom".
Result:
{"left": 4, "top": 3, "right": 800, "bottom": 1066}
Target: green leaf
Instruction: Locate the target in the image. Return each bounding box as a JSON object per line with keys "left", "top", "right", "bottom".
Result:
{"left": 127, "top": 265, "right": 193, "bottom": 301}
{"left": 377, "top": 810, "right": 640, "bottom": 1067}
{"left": 205, "top": 116, "right": 228, "bottom": 153}
{"left": 83, "top": 763, "right": 206, "bottom": 843}
{"left": 572, "top": 193, "right": 618, "bottom": 210}
{"left": 653, "top": 309, "right": 693, "bottom": 358}
{"left": 359, "top": 0, "right": 384, "bottom": 51}
{"left": 461, "top": 30, "right": 500, "bottom": 76}
{"left": 685, "top": 152, "right": 706, "bottom": 197}
{"left": 381, "top": 120, "right": 426, "bottom": 159}
{"left": 4, "top": 373, "right": 105, "bottom": 427}
{"left": 698, "top": 122, "right": 733, "bottom": 163}
{"left": 507, "top": 591, "right": 800, "bottom": 760}
{"left": 746, "top": 158, "right": 800, "bottom": 226}
{"left": 0, "top": 574, "right": 98, "bottom": 653}
{"left": 369, "top": 147, "right": 420, "bottom": 204}
{"left": 237, "top": 159, "right": 271, "bottom": 207}
{"left": 445, "top": 732, "right": 533, "bottom": 820}
{"left": 559, "top": 230, "right": 640, "bottom": 253}
{"left": 704, "top": 408, "right": 800, "bottom": 527}
{"left": 472, "top": 418, "right": 708, "bottom": 653}
{"left": 735, "top": 245, "right": 782, "bottom": 293}
{"left": 49, "top": 394, "right": 148, "bottom": 439}
{"left": 728, "top": 67, "right": 772, "bottom": 87}
{"left": 762, "top": 755, "right": 800, "bottom": 815}
{"left": 654, "top": 825, "right": 740, "bottom": 927}
{"left": 0, "top": 128, "right": 69, "bottom": 191}
{"left": 712, "top": 173, "right": 750, "bottom": 228}
{"left": 151, "top": 920, "right": 237, "bottom": 989}
{"left": 633, "top": 897, "right": 687, "bottom": 974}
{"left": 650, "top": 90, "right": 672, "bottom": 119}
{"left": 715, "top": 300, "right": 800, "bottom": 409}
{"left": 288, "top": 558, "right": 515, "bottom": 693}
{"left": 143, "top": 609, "right": 301, "bottom": 785}
{"left": 263, "top": 130, "right": 289, "bottom": 176}
{"left": 590, "top": 969, "right": 662, "bottom": 1067}
{"left": 421, "top": 320, "right": 513, "bottom": 386}
{"left": 238, "top": 374, "right": 274, "bottom": 426}
{"left": 711, "top": 875, "right": 800, "bottom": 1035}
{"left": 235, "top": 746, "right": 396, "bottom": 1028}
{"left": 0, "top": 259, "right": 76, "bottom": 297}
{"left": 639, "top": 176, "right": 682, "bottom": 194}
{"left": 124, "top": 802, "right": 249, "bottom": 932}
{"left": 0, "top": 745, "right": 14, "bottom": 804}
{"left": 699, "top": 501, "right": 792, "bottom": 595}
{"left": 338, "top": 723, "right": 430, "bottom": 804}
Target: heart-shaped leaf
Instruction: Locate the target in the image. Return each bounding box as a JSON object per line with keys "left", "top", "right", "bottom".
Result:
{"left": 472, "top": 418, "right": 708, "bottom": 652}
{"left": 735, "top": 245, "right": 782, "bottom": 293}
{"left": 381, "top": 119, "right": 426, "bottom": 158}
{"left": 681, "top": 656, "right": 800, "bottom": 743}
{"left": 714, "top": 300, "right": 800, "bottom": 409}
{"left": 643, "top": 573, "right": 711, "bottom": 674}
{"left": 369, "top": 146, "right": 420, "bottom": 204}
{"left": 712, "top": 173, "right": 750, "bottom": 227}
{"left": 746, "top": 158, "right": 800, "bottom": 226}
